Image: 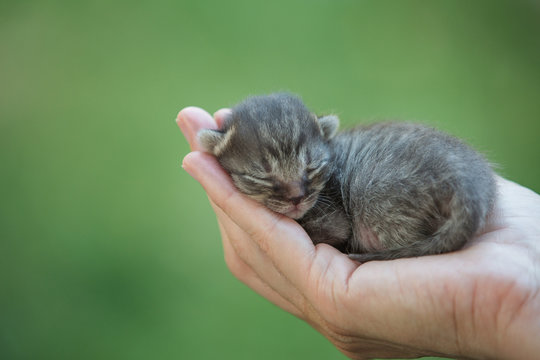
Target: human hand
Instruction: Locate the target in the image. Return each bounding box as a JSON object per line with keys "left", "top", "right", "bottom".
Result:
{"left": 176, "top": 106, "right": 540, "bottom": 359}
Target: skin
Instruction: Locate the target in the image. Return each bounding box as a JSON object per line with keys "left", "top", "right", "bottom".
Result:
{"left": 177, "top": 106, "right": 540, "bottom": 359}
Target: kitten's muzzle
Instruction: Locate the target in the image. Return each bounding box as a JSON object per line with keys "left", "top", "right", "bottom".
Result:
{"left": 285, "top": 179, "right": 307, "bottom": 203}
{"left": 284, "top": 183, "right": 308, "bottom": 218}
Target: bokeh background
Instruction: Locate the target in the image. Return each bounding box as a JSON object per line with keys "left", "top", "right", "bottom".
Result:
{"left": 1, "top": 1, "right": 539, "bottom": 359}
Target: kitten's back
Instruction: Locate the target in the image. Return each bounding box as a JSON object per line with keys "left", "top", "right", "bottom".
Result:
{"left": 336, "top": 122, "right": 496, "bottom": 260}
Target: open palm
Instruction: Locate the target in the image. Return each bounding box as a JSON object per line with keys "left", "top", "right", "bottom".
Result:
{"left": 177, "top": 107, "right": 540, "bottom": 359}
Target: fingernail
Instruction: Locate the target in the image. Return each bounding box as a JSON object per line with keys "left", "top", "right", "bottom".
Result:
{"left": 177, "top": 113, "right": 200, "bottom": 150}
{"left": 176, "top": 112, "right": 191, "bottom": 137}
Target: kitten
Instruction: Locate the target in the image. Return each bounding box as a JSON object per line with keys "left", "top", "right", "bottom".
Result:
{"left": 198, "top": 93, "right": 496, "bottom": 261}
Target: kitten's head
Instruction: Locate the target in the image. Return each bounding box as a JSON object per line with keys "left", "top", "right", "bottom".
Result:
{"left": 198, "top": 93, "right": 339, "bottom": 219}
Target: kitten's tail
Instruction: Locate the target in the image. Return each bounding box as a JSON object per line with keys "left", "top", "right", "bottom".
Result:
{"left": 348, "top": 186, "right": 494, "bottom": 263}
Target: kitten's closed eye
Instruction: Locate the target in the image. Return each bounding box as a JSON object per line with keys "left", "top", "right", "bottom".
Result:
{"left": 237, "top": 174, "right": 274, "bottom": 187}
{"left": 306, "top": 161, "right": 329, "bottom": 179}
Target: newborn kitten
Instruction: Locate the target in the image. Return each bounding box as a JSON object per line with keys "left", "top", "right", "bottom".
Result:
{"left": 198, "top": 93, "right": 496, "bottom": 261}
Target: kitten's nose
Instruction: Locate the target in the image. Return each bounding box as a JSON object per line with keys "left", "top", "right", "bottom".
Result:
{"left": 286, "top": 180, "right": 306, "bottom": 205}
{"left": 289, "top": 196, "right": 304, "bottom": 205}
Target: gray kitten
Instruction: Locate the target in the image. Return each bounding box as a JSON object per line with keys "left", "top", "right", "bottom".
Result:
{"left": 198, "top": 93, "right": 496, "bottom": 262}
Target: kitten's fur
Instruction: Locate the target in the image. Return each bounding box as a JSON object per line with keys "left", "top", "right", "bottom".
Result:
{"left": 199, "top": 93, "right": 496, "bottom": 261}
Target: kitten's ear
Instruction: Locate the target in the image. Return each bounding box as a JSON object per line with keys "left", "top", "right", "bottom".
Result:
{"left": 317, "top": 115, "right": 339, "bottom": 139}
{"left": 198, "top": 129, "right": 225, "bottom": 155}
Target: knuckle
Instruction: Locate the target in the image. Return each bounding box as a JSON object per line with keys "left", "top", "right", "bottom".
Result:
{"left": 229, "top": 237, "right": 251, "bottom": 263}
{"left": 224, "top": 251, "right": 249, "bottom": 280}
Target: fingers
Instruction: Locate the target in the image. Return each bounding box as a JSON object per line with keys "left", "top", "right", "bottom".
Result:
{"left": 213, "top": 108, "right": 232, "bottom": 127}
{"left": 213, "top": 204, "right": 306, "bottom": 318}
{"left": 175, "top": 106, "right": 233, "bottom": 151}
{"left": 182, "top": 151, "right": 317, "bottom": 292}
{"left": 176, "top": 106, "right": 218, "bottom": 151}
{"left": 177, "top": 106, "right": 308, "bottom": 316}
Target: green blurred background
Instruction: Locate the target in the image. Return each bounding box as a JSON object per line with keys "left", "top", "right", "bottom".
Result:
{"left": 1, "top": 0, "right": 539, "bottom": 359}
